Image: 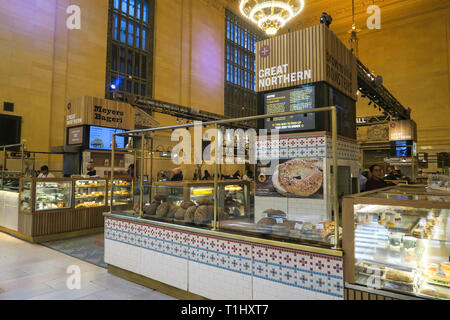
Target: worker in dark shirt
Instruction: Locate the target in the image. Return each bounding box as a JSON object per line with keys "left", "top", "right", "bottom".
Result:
{"left": 365, "top": 164, "right": 390, "bottom": 191}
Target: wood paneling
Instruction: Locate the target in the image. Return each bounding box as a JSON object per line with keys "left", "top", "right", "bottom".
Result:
{"left": 255, "top": 24, "right": 357, "bottom": 100}
{"left": 18, "top": 206, "right": 105, "bottom": 237}
{"left": 66, "top": 96, "right": 135, "bottom": 130}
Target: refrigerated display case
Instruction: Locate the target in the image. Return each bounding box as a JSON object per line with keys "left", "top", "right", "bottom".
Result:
{"left": 35, "top": 180, "right": 72, "bottom": 211}
{"left": 108, "top": 178, "right": 133, "bottom": 208}
{"left": 74, "top": 179, "right": 107, "bottom": 208}
{"left": 343, "top": 185, "right": 450, "bottom": 300}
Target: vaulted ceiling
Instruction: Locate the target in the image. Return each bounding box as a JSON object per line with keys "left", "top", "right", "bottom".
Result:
{"left": 226, "top": 0, "right": 450, "bottom": 38}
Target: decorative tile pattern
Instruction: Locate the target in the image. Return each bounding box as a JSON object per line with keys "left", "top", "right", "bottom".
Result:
{"left": 256, "top": 134, "right": 359, "bottom": 162}
{"left": 251, "top": 245, "right": 344, "bottom": 298}
{"left": 105, "top": 217, "right": 344, "bottom": 300}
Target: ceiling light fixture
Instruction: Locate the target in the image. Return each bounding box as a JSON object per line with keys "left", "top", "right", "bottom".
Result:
{"left": 240, "top": 0, "right": 305, "bottom": 36}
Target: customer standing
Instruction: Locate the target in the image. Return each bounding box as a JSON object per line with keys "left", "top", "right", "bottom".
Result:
{"left": 365, "top": 164, "right": 390, "bottom": 191}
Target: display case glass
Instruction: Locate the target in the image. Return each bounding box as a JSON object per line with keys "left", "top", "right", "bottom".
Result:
{"left": 74, "top": 179, "right": 107, "bottom": 208}
{"left": 19, "top": 180, "right": 32, "bottom": 212}
{"left": 35, "top": 180, "right": 72, "bottom": 211}
{"left": 344, "top": 186, "right": 450, "bottom": 300}
{"left": 109, "top": 179, "right": 133, "bottom": 207}
{"left": 136, "top": 179, "right": 338, "bottom": 246}
{"left": 0, "top": 172, "right": 21, "bottom": 191}
{"left": 140, "top": 181, "right": 251, "bottom": 229}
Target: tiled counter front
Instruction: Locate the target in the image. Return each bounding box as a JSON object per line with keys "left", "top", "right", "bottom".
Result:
{"left": 105, "top": 216, "right": 344, "bottom": 300}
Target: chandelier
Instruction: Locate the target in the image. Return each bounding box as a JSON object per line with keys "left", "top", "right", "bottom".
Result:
{"left": 239, "top": 0, "right": 305, "bottom": 36}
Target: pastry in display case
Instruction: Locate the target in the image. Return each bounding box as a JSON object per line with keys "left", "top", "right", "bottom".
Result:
{"left": 108, "top": 179, "right": 133, "bottom": 207}
{"left": 35, "top": 180, "right": 72, "bottom": 211}
{"left": 19, "top": 180, "right": 32, "bottom": 212}
{"left": 344, "top": 186, "right": 450, "bottom": 300}
{"left": 74, "top": 179, "right": 107, "bottom": 208}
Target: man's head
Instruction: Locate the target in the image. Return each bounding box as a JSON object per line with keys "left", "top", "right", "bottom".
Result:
{"left": 87, "top": 162, "right": 95, "bottom": 171}
{"left": 369, "top": 164, "right": 384, "bottom": 180}
{"left": 40, "top": 165, "right": 49, "bottom": 175}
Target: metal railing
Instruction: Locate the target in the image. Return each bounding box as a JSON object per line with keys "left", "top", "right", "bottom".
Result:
{"left": 110, "top": 106, "right": 341, "bottom": 248}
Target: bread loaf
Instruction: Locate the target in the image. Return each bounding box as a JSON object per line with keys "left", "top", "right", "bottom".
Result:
{"left": 144, "top": 203, "right": 159, "bottom": 216}
{"left": 272, "top": 220, "right": 296, "bottom": 236}
{"left": 263, "top": 209, "right": 287, "bottom": 218}
{"left": 180, "top": 201, "right": 196, "bottom": 209}
{"left": 174, "top": 207, "right": 187, "bottom": 220}
{"left": 166, "top": 204, "right": 179, "bottom": 218}
{"left": 256, "top": 217, "right": 276, "bottom": 233}
{"left": 194, "top": 205, "right": 213, "bottom": 225}
{"left": 156, "top": 202, "right": 170, "bottom": 218}
{"left": 184, "top": 206, "right": 197, "bottom": 223}
{"left": 205, "top": 205, "right": 229, "bottom": 221}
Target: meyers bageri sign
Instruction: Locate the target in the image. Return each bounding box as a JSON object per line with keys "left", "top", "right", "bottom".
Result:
{"left": 65, "top": 96, "right": 135, "bottom": 131}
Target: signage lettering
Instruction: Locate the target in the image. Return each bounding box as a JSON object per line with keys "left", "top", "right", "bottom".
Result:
{"left": 258, "top": 64, "right": 312, "bottom": 89}
{"left": 326, "top": 51, "right": 353, "bottom": 93}
{"left": 93, "top": 105, "right": 124, "bottom": 124}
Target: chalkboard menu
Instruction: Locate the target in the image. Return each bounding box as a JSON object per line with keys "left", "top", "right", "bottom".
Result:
{"left": 264, "top": 85, "right": 315, "bottom": 132}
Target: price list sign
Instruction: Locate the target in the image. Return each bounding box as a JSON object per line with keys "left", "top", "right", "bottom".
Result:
{"left": 264, "top": 85, "right": 315, "bottom": 132}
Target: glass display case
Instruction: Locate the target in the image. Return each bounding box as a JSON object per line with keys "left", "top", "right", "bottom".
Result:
{"left": 0, "top": 172, "right": 21, "bottom": 192}
{"left": 74, "top": 179, "right": 107, "bottom": 208}
{"left": 35, "top": 180, "right": 72, "bottom": 211}
{"left": 19, "top": 179, "right": 32, "bottom": 212}
{"left": 108, "top": 178, "right": 133, "bottom": 207}
{"left": 150, "top": 180, "right": 250, "bottom": 216}
{"left": 136, "top": 179, "right": 339, "bottom": 246}
{"left": 343, "top": 186, "right": 450, "bottom": 300}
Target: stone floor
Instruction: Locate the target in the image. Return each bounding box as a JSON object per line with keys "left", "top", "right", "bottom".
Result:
{"left": 0, "top": 232, "right": 176, "bottom": 300}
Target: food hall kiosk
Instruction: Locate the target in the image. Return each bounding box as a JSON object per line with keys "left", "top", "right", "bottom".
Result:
{"left": 103, "top": 24, "right": 360, "bottom": 300}
{"left": 0, "top": 97, "right": 137, "bottom": 242}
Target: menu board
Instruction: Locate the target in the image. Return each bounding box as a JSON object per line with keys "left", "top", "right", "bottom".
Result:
{"left": 89, "top": 126, "right": 126, "bottom": 151}
{"left": 67, "top": 126, "right": 83, "bottom": 145}
{"left": 264, "top": 85, "right": 315, "bottom": 132}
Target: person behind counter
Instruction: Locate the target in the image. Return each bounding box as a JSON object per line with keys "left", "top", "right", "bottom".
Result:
{"left": 127, "top": 164, "right": 135, "bottom": 179}
{"left": 170, "top": 167, "right": 183, "bottom": 181}
{"left": 202, "top": 170, "right": 211, "bottom": 180}
{"left": 233, "top": 170, "right": 241, "bottom": 179}
{"left": 86, "top": 162, "right": 97, "bottom": 177}
{"left": 365, "top": 164, "right": 392, "bottom": 191}
{"left": 38, "top": 165, "right": 55, "bottom": 178}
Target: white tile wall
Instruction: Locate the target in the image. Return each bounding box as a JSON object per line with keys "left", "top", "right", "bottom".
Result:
{"left": 140, "top": 248, "right": 188, "bottom": 291}
{"left": 104, "top": 217, "right": 344, "bottom": 301}
{"left": 253, "top": 277, "right": 336, "bottom": 300}
{"left": 104, "top": 239, "right": 141, "bottom": 275}
{"left": 188, "top": 261, "right": 252, "bottom": 300}
{"left": 0, "top": 191, "right": 19, "bottom": 231}
{"left": 288, "top": 198, "right": 328, "bottom": 223}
